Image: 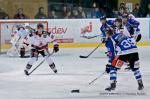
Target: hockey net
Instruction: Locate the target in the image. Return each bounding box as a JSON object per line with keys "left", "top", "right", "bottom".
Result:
{"left": 0, "top": 20, "right": 48, "bottom": 54}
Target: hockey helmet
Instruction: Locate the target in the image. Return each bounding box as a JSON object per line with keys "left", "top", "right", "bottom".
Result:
{"left": 115, "top": 18, "right": 122, "bottom": 23}
{"left": 37, "top": 23, "right": 44, "bottom": 29}
{"left": 100, "top": 16, "right": 106, "bottom": 20}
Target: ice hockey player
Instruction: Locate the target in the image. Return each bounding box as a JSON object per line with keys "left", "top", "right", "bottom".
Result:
{"left": 100, "top": 16, "right": 115, "bottom": 43}
{"left": 105, "top": 29, "right": 144, "bottom": 91}
{"left": 18, "top": 24, "right": 31, "bottom": 58}
{"left": 24, "top": 23, "right": 59, "bottom": 75}
{"left": 7, "top": 24, "right": 29, "bottom": 57}
{"left": 122, "top": 14, "right": 141, "bottom": 42}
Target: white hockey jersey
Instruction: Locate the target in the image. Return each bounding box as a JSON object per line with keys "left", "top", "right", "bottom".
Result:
{"left": 25, "top": 32, "right": 57, "bottom": 50}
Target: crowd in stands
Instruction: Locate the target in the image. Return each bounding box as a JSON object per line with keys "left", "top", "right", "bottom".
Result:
{"left": 0, "top": 2, "right": 150, "bottom": 19}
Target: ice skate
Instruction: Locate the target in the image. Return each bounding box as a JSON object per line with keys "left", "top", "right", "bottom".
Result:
{"left": 105, "top": 81, "right": 116, "bottom": 91}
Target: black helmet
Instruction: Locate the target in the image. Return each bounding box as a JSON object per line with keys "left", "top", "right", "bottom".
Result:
{"left": 115, "top": 18, "right": 122, "bottom": 23}
{"left": 37, "top": 23, "right": 44, "bottom": 29}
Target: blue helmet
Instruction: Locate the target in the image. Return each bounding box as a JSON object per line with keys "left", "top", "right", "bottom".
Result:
{"left": 100, "top": 16, "right": 106, "bottom": 20}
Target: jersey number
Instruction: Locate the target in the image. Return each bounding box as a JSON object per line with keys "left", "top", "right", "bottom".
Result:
{"left": 121, "top": 38, "right": 135, "bottom": 48}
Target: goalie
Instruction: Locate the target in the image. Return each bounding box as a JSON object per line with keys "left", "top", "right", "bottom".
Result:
{"left": 7, "top": 24, "right": 31, "bottom": 57}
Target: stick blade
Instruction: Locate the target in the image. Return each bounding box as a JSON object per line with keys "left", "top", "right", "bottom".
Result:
{"left": 79, "top": 55, "right": 88, "bottom": 58}
{"left": 24, "top": 70, "right": 30, "bottom": 76}
{"left": 71, "top": 89, "right": 80, "bottom": 93}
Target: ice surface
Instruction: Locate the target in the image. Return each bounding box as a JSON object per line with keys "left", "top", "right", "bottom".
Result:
{"left": 0, "top": 46, "right": 150, "bottom": 99}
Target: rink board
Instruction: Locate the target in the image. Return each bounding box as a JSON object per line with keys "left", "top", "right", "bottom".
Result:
{"left": 0, "top": 18, "right": 150, "bottom": 52}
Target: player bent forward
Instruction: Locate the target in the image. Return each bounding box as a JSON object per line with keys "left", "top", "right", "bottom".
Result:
{"left": 105, "top": 29, "right": 144, "bottom": 91}
{"left": 24, "top": 23, "right": 59, "bottom": 75}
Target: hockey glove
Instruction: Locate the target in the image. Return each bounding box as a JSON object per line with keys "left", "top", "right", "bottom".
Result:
{"left": 101, "top": 37, "right": 106, "bottom": 43}
{"left": 31, "top": 44, "right": 41, "bottom": 50}
{"left": 53, "top": 44, "right": 59, "bottom": 53}
{"left": 105, "top": 64, "right": 111, "bottom": 73}
{"left": 136, "top": 34, "right": 141, "bottom": 42}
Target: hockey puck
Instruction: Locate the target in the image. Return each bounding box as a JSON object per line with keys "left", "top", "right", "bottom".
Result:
{"left": 71, "top": 89, "right": 80, "bottom": 93}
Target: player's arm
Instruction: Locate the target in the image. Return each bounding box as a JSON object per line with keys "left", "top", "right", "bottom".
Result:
{"left": 128, "top": 19, "right": 140, "bottom": 28}
{"left": 45, "top": 33, "right": 59, "bottom": 53}
{"left": 128, "top": 19, "right": 141, "bottom": 42}
{"left": 100, "top": 26, "right": 107, "bottom": 43}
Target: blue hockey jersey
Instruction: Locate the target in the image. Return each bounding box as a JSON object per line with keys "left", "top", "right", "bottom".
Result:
{"left": 124, "top": 18, "right": 140, "bottom": 36}
{"left": 105, "top": 33, "right": 138, "bottom": 63}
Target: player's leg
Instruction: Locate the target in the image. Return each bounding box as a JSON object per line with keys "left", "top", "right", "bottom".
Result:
{"left": 19, "top": 39, "right": 26, "bottom": 58}
{"left": 105, "top": 55, "right": 126, "bottom": 91}
{"left": 7, "top": 45, "right": 17, "bottom": 56}
{"left": 24, "top": 49, "right": 38, "bottom": 75}
{"left": 124, "top": 34, "right": 141, "bottom": 70}
{"left": 20, "top": 47, "right": 25, "bottom": 58}
{"left": 128, "top": 53, "right": 144, "bottom": 90}
{"left": 40, "top": 50, "right": 57, "bottom": 73}
{"left": 7, "top": 40, "right": 20, "bottom": 56}
{"left": 7, "top": 34, "right": 21, "bottom": 56}
{"left": 105, "top": 66, "right": 117, "bottom": 91}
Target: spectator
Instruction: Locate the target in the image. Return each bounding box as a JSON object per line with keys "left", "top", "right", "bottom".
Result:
{"left": 72, "top": 9, "right": 80, "bottom": 18}
{"left": 77, "top": 6, "right": 86, "bottom": 18}
{"left": 14, "top": 8, "right": 27, "bottom": 19}
{"left": 133, "top": 3, "right": 143, "bottom": 17}
{"left": 64, "top": 10, "right": 72, "bottom": 19}
{"left": 48, "top": 10, "right": 58, "bottom": 19}
{"left": 118, "top": 7, "right": 125, "bottom": 18}
{"left": 0, "top": 8, "right": 9, "bottom": 19}
{"left": 35, "top": 7, "right": 47, "bottom": 19}
{"left": 119, "top": 2, "right": 126, "bottom": 9}
{"left": 146, "top": 4, "right": 150, "bottom": 17}
{"left": 91, "top": 7, "right": 103, "bottom": 18}
{"left": 62, "top": 6, "right": 68, "bottom": 18}
{"left": 133, "top": 3, "right": 140, "bottom": 17}
{"left": 112, "top": 9, "right": 118, "bottom": 18}
{"left": 124, "top": 7, "right": 130, "bottom": 14}
{"left": 100, "top": 7, "right": 107, "bottom": 17}
{"left": 117, "top": 2, "right": 127, "bottom": 18}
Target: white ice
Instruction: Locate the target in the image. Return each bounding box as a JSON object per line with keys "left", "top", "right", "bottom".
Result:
{"left": 0, "top": 46, "right": 150, "bottom": 99}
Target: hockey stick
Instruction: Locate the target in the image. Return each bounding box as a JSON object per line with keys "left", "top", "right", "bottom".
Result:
{"left": 71, "top": 71, "right": 106, "bottom": 93}
{"left": 89, "top": 71, "right": 106, "bottom": 85}
{"left": 79, "top": 43, "right": 103, "bottom": 58}
{"left": 27, "top": 51, "right": 54, "bottom": 76}
{"left": 80, "top": 35, "right": 101, "bottom": 39}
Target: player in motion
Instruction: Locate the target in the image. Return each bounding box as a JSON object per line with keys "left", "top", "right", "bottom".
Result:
{"left": 24, "top": 23, "right": 59, "bottom": 75}
{"left": 105, "top": 29, "right": 144, "bottom": 91}
{"left": 100, "top": 16, "right": 115, "bottom": 43}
